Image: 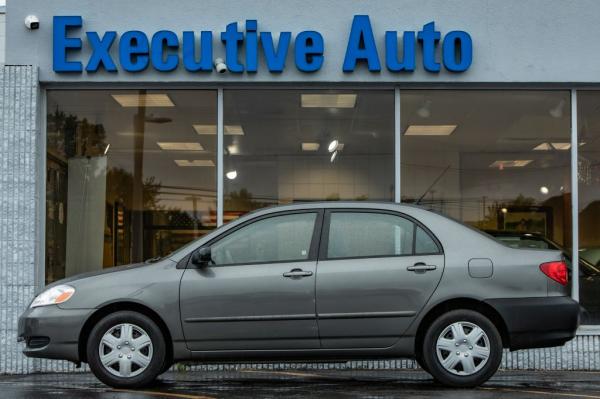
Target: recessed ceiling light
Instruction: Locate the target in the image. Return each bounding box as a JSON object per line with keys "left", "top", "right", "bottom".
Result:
{"left": 301, "top": 94, "right": 357, "bottom": 108}
{"left": 489, "top": 160, "right": 533, "bottom": 168}
{"left": 227, "top": 144, "right": 240, "bottom": 155}
{"left": 192, "top": 124, "right": 245, "bottom": 135}
{"left": 225, "top": 125, "right": 245, "bottom": 135}
{"left": 533, "top": 143, "right": 553, "bottom": 151}
{"left": 404, "top": 125, "right": 457, "bottom": 136}
{"left": 302, "top": 143, "right": 320, "bottom": 151}
{"left": 226, "top": 170, "right": 238, "bottom": 180}
{"left": 550, "top": 142, "right": 571, "bottom": 150}
{"left": 111, "top": 94, "right": 174, "bottom": 107}
{"left": 157, "top": 142, "right": 204, "bottom": 151}
{"left": 174, "top": 160, "right": 215, "bottom": 167}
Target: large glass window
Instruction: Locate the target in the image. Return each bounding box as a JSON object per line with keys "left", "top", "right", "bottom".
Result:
{"left": 210, "top": 213, "right": 317, "bottom": 265}
{"left": 223, "top": 90, "right": 394, "bottom": 220}
{"left": 46, "top": 90, "right": 216, "bottom": 283}
{"left": 577, "top": 91, "right": 600, "bottom": 323}
{"left": 401, "top": 91, "right": 572, "bottom": 262}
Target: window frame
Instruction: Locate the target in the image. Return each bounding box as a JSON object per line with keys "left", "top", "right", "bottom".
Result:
{"left": 318, "top": 208, "right": 443, "bottom": 261}
{"left": 189, "top": 209, "right": 325, "bottom": 268}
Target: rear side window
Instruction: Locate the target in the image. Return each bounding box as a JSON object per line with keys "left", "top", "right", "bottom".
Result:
{"left": 415, "top": 226, "right": 440, "bottom": 254}
{"left": 327, "top": 212, "right": 414, "bottom": 259}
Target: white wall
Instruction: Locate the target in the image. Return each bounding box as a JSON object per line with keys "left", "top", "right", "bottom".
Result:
{"left": 7, "top": 0, "right": 600, "bottom": 84}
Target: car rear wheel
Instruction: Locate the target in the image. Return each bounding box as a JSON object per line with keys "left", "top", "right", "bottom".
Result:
{"left": 87, "top": 311, "right": 166, "bottom": 388}
{"left": 422, "top": 309, "right": 502, "bottom": 387}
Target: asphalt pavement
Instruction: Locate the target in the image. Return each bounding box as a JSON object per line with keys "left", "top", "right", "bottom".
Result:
{"left": 2, "top": 369, "right": 600, "bottom": 398}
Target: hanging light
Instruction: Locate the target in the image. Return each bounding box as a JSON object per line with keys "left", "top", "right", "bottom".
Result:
{"left": 226, "top": 170, "right": 238, "bottom": 180}
{"left": 328, "top": 139, "right": 339, "bottom": 153}
{"left": 330, "top": 151, "right": 338, "bottom": 163}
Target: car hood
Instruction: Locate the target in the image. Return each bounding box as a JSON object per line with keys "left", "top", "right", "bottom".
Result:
{"left": 40, "top": 262, "right": 150, "bottom": 294}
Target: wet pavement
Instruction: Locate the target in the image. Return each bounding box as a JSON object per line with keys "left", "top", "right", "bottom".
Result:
{"left": 2, "top": 369, "right": 600, "bottom": 398}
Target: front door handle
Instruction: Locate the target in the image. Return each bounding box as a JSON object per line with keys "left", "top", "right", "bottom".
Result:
{"left": 283, "top": 268, "right": 313, "bottom": 278}
{"left": 407, "top": 262, "right": 437, "bottom": 272}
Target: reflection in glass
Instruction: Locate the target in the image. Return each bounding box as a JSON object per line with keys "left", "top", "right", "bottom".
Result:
{"left": 401, "top": 90, "right": 572, "bottom": 283}
{"left": 223, "top": 90, "right": 395, "bottom": 219}
{"left": 46, "top": 90, "right": 217, "bottom": 284}
{"left": 577, "top": 91, "right": 600, "bottom": 323}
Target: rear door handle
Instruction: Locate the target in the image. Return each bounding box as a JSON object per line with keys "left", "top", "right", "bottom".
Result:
{"left": 407, "top": 262, "right": 437, "bottom": 272}
{"left": 283, "top": 268, "right": 313, "bottom": 278}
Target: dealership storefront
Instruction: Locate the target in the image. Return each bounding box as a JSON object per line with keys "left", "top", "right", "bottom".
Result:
{"left": 3, "top": 0, "right": 600, "bottom": 373}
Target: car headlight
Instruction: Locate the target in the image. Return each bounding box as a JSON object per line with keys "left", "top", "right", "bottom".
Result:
{"left": 30, "top": 285, "right": 75, "bottom": 308}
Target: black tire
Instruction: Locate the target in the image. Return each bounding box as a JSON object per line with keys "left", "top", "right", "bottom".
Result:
{"left": 87, "top": 311, "right": 166, "bottom": 388}
{"left": 415, "top": 351, "right": 430, "bottom": 374}
{"left": 421, "top": 309, "right": 502, "bottom": 388}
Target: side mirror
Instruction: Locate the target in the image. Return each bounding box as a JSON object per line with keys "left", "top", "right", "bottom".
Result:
{"left": 191, "top": 247, "right": 212, "bottom": 267}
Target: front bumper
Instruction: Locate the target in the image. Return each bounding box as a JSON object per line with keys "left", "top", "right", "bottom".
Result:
{"left": 485, "top": 296, "right": 580, "bottom": 350}
{"left": 18, "top": 305, "right": 94, "bottom": 363}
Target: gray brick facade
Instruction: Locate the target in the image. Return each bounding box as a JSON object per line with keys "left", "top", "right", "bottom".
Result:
{"left": 0, "top": 64, "right": 39, "bottom": 374}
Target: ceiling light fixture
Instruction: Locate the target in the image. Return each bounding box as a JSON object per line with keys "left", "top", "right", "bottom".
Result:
{"left": 328, "top": 139, "right": 339, "bottom": 153}
{"left": 550, "top": 142, "right": 571, "bottom": 150}
{"left": 174, "top": 160, "right": 215, "bottom": 167}
{"left": 404, "top": 125, "right": 457, "bottom": 136}
{"left": 540, "top": 186, "right": 550, "bottom": 195}
{"left": 489, "top": 160, "right": 533, "bottom": 168}
{"left": 111, "top": 94, "right": 174, "bottom": 107}
{"left": 549, "top": 99, "right": 566, "bottom": 118}
{"left": 302, "top": 143, "right": 320, "bottom": 151}
{"left": 226, "top": 170, "right": 238, "bottom": 180}
{"left": 533, "top": 143, "right": 553, "bottom": 151}
{"left": 417, "top": 99, "right": 432, "bottom": 118}
{"left": 157, "top": 142, "right": 204, "bottom": 151}
{"left": 301, "top": 94, "right": 357, "bottom": 108}
{"left": 330, "top": 151, "right": 338, "bottom": 163}
{"left": 227, "top": 144, "right": 240, "bottom": 155}
{"left": 192, "top": 124, "right": 245, "bottom": 135}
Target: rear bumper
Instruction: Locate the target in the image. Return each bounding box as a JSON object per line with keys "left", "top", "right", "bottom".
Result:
{"left": 18, "top": 305, "right": 93, "bottom": 363}
{"left": 485, "top": 296, "right": 580, "bottom": 350}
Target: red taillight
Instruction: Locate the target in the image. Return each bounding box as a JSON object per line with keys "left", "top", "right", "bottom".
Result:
{"left": 539, "top": 261, "right": 568, "bottom": 286}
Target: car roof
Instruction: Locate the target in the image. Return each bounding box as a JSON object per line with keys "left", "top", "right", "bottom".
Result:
{"left": 244, "top": 201, "right": 429, "bottom": 217}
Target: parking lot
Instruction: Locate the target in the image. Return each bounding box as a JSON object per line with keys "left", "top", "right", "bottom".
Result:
{"left": 2, "top": 369, "right": 600, "bottom": 398}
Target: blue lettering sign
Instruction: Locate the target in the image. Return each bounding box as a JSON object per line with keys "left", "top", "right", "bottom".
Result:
{"left": 343, "top": 15, "right": 381, "bottom": 72}
{"left": 52, "top": 16, "right": 473, "bottom": 75}
{"left": 151, "top": 30, "right": 179, "bottom": 72}
{"left": 182, "top": 31, "right": 213, "bottom": 72}
{"left": 295, "top": 31, "right": 324, "bottom": 72}
{"left": 53, "top": 16, "right": 83, "bottom": 72}
{"left": 86, "top": 31, "right": 117, "bottom": 72}
{"left": 119, "top": 31, "right": 149, "bottom": 72}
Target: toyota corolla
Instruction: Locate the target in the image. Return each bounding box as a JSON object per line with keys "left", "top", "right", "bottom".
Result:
{"left": 18, "top": 202, "right": 579, "bottom": 388}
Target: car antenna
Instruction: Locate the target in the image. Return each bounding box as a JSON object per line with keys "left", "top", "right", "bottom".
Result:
{"left": 415, "top": 165, "right": 451, "bottom": 205}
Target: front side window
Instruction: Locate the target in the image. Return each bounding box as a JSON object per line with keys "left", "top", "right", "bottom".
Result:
{"left": 326, "top": 212, "right": 416, "bottom": 259}
{"left": 210, "top": 213, "right": 317, "bottom": 266}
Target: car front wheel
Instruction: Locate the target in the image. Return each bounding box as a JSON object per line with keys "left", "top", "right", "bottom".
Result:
{"left": 87, "top": 311, "right": 166, "bottom": 388}
{"left": 422, "top": 309, "right": 502, "bottom": 387}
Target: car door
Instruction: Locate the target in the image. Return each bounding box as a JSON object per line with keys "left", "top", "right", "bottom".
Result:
{"left": 316, "top": 209, "right": 444, "bottom": 349}
{"left": 180, "top": 210, "right": 323, "bottom": 351}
